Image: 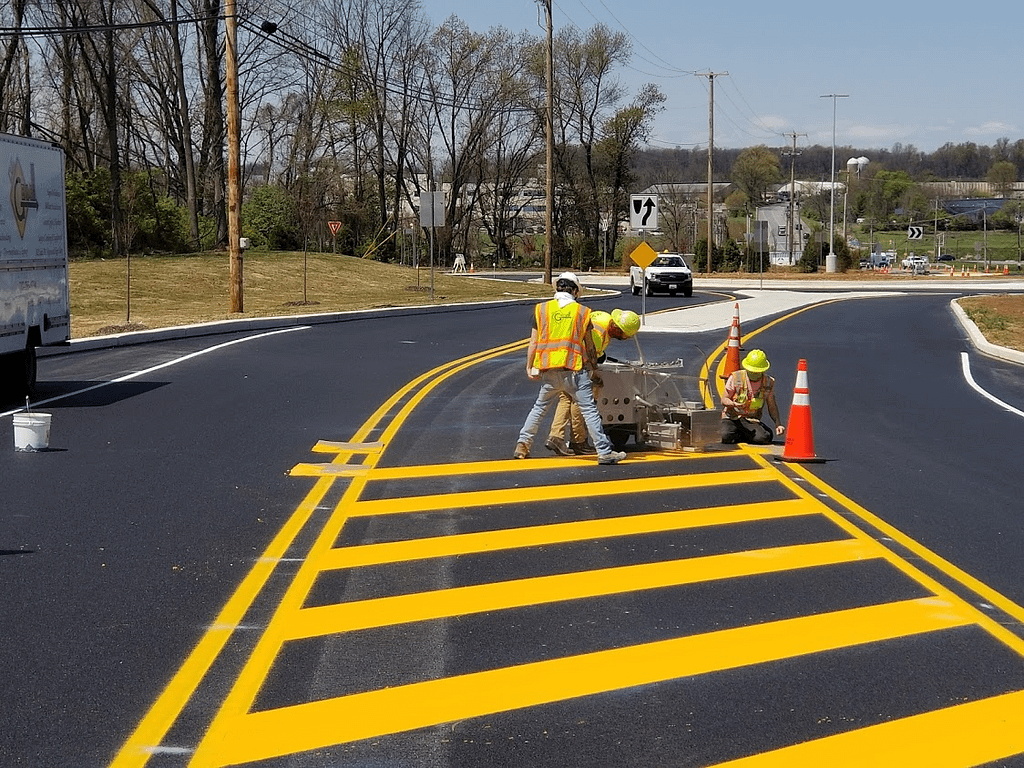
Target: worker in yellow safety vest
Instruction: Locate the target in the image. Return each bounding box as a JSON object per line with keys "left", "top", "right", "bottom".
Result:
{"left": 544, "top": 308, "right": 640, "bottom": 456}
{"left": 514, "top": 272, "right": 627, "bottom": 464}
{"left": 720, "top": 348, "right": 785, "bottom": 445}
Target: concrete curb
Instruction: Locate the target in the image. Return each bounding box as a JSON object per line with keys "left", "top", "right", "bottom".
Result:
{"left": 949, "top": 298, "right": 1024, "bottom": 366}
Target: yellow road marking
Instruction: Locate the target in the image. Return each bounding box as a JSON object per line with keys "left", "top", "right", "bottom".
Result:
{"left": 288, "top": 538, "right": 878, "bottom": 639}
{"left": 290, "top": 448, "right": 715, "bottom": 478}
{"left": 320, "top": 497, "right": 817, "bottom": 569}
{"left": 110, "top": 339, "right": 529, "bottom": 767}
{"left": 311, "top": 440, "right": 385, "bottom": 453}
{"left": 108, "top": 482, "right": 336, "bottom": 768}
{"left": 744, "top": 448, "right": 1024, "bottom": 658}
{"left": 707, "top": 689, "right": 1024, "bottom": 768}
{"left": 188, "top": 597, "right": 973, "bottom": 766}
{"left": 115, "top": 313, "right": 1024, "bottom": 768}
{"left": 348, "top": 467, "right": 774, "bottom": 517}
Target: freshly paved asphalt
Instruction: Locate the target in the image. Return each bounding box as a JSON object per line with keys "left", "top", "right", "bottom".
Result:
{"left": 2, "top": 275, "right": 1023, "bottom": 767}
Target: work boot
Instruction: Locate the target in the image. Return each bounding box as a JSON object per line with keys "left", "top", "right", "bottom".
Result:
{"left": 513, "top": 442, "right": 529, "bottom": 459}
{"left": 544, "top": 436, "right": 574, "bottom": 456}
{"left": 570, "top": 441, "right": 597, "bottom": 455}
{"left": 597, "top": 450, "right": 627, "bottom": 465}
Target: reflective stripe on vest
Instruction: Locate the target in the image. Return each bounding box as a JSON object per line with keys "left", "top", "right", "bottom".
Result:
{"left": 589, "top": 311, "right": 612, "bottom": 356}
{"left": 533, "top": 299, "right": 590, "bottom": 371}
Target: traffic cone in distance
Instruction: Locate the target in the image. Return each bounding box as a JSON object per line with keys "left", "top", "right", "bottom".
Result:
{"left": 720, "top": 312, "right": 742, "bottom": 380}
{"left": 779, "top": 358, "right": 825, "bottom": 463}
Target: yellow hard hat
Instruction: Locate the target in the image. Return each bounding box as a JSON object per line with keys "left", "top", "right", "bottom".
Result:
{"left": 611, "top": 308, "right": 640, "bottom": 338}
{"left": 742, "top": 349, "right": 770, "bottom": 373}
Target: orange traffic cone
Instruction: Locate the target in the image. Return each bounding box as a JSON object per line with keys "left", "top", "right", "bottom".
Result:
{"left": 1004, "top": 265, "right": 1010, "bottom": 275}
{"left": 732, "top": 302, "right": 743, "bottom": 344}
{"left": 779, "top": 359, "right": 824, "bottom": 463}
{"left": 720, "top": 310, "right": 742, "bottom": 380}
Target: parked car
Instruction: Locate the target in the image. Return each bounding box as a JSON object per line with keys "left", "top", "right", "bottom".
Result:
{"left": 937, "top": 254, "right": 955, "bottom": 261}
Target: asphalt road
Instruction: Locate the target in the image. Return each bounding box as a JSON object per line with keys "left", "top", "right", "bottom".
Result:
{"left": 2, "top": 287, "right": 1024, "bottom": 767}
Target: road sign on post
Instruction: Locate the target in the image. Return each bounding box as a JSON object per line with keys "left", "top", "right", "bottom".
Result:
{"left": 907, "top": 226, "right": 923, "bottom": 240}
{"left": 629, "top": 194, "right": 658, "bottom": 231}
{"left": 629, "top": 241, "right": 659, "bottom": 322}
{"left": 328, "top": 221, "right": 341, "bottom": 236}
{"left": 419, "top": 192, "right": 445, "bottom": 300}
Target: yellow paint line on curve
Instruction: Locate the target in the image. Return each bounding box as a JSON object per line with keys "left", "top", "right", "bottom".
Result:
{"left": 112, "top": 340, "right": 530, "bottom": 767}
{"left": 286, "top": 538, "right": 878, "bottom": 639}
{"left": 789, "top": 460, "right": 1024, "bottom": 630}
{"left": 188, "top": 597, "right": 973, "bottom": 766}
{"left": 108, "top": 480, "right": 336, "bottom": 768}
{"left": 707, "top": 689, "right": 1024, "bottom": 768}
{"left": 745, "top": 450, "right": 1024, "bottom": 658}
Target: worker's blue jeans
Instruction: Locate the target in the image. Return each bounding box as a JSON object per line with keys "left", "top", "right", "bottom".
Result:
{"left": 517, "top": 369, "right": 614, "bottom": 455}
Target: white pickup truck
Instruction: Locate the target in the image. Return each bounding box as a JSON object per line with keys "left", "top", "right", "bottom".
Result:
{"left": 901, "top": 255, "right": 928, "bottom": 272}
{"left": 1, "top": 133, "right": 70, "bottom": 396}
{"left": 629, "top": 252, "right": 693, "bottom": 297}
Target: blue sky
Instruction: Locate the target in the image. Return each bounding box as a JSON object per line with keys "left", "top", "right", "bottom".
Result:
{"left": 418, "top": 0, "right": 1020, "bottom": 155}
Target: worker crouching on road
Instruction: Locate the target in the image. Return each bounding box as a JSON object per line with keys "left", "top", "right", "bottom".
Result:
{"left": 720, "top": 349, "right": 786, "bottom": 445}
{"left": 514, "top": 272, "right": 627, "bottom": 465}
{"left": 545, "top": 308, "right": 640, "bottom": 456}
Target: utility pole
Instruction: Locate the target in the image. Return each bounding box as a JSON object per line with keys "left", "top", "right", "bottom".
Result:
{"left": 698, "top": 71, "right": 727, "bottom": 273}
{"left": 537, "top": 0, "right": 554, "bottom": 286}
{"left": 782, "top": 131, "right": 805, "bottom": 266}
{"left": 225, "top": 0, "right": 243, "bottom": 312}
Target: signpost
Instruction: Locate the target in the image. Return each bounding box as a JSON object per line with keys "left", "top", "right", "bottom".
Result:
{"left": 419, "top": 192, "right": 445, "bottom": 300}
{"left": 629, "top": 241, "right": 658, "bottom": 323}
{"left": 328, "top": 220, "right": 341, "bottom": 253}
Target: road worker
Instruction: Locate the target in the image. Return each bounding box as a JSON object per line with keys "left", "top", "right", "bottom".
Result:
{"left": 545, "top": 308, "right": 640, "bottom": 456}
{"left": 514, "top": 273, "right": 626, "bottom": 464}
{"left": 720, "top": 348, "right": 785, "bottom": 445}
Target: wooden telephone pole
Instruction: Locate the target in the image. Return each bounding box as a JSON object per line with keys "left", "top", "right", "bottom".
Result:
{"left": 698, "top": 71, "right": 727, "bottom": 273}
{"left": 782, "top": 131, "right": 806, "bottom": 265}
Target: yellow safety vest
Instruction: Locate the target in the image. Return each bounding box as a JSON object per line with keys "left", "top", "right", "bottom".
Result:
{"left": 589, "top": 310, "right": 613, "bottom": 356}
{"left": 533, "top": 299, "right": 591, "bottom": 371}
{"left": 725, "top": 370, "right": 774, "bottom": 419}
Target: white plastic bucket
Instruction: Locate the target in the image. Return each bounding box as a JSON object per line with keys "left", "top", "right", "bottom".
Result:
{"left": 13, "top": 412, "right": 51, "bottom": 451}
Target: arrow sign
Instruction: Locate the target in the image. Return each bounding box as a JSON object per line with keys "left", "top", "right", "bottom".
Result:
{"left": 907, "top": 225, "right": 923, "bottom": 240}
{"left": 630, "top": 194, "right": 658, "bottom": 230}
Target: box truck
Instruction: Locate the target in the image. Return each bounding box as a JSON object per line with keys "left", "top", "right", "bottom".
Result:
{"left": 1, "top": 132, "right": 70, "bottom": 396}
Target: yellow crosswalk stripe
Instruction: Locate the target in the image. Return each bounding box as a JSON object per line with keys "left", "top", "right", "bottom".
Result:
{"left": 707, "top": 689, "right": 1024, "bottom": 768}
{"left": 189, "top": 597, "right": 974, "bottom": 766}
{"left": 287, "top": 538, "right": 877, "bottom": 639}
{"left": 318, "top": 497, "right": 817, "bottom": 569}
{"left": 349, "top": 467, "right": 774, "bottom": 517}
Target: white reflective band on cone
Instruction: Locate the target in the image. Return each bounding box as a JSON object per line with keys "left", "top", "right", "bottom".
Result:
{"left": 792, "top": 392, "right": 811, "bottom": 406}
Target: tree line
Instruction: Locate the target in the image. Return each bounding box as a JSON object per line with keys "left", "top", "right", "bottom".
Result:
{"left": 1, "top": 0, "right": 1019, "bottom": 272}
{"left": 1, "top": 0, "right": 665, "bottom": 269}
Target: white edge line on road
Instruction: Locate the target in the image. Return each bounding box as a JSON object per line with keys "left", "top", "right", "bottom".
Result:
{"left": 2, "top": 326, "right": 310, "bottom": 418}
{"left": 960, "top": 351, "right": 1024, "bottom": 419}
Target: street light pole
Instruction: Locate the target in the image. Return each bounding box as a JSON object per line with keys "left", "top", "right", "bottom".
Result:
{"left": 820, "top": 93, "right": 848, "bottom": 273}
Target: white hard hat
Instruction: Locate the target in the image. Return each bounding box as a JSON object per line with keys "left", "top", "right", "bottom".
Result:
{"left": 555, "top": 271, "right": 581, "bottom": 293}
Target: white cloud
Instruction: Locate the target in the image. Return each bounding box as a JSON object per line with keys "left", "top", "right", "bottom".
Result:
{"left": 965, "top": 121, "right": 1017, "bottom": 137}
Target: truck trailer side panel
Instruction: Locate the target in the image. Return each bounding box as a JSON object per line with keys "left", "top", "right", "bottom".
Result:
{"left": 0, "top": 133, "right": 70, "bottom": 393}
